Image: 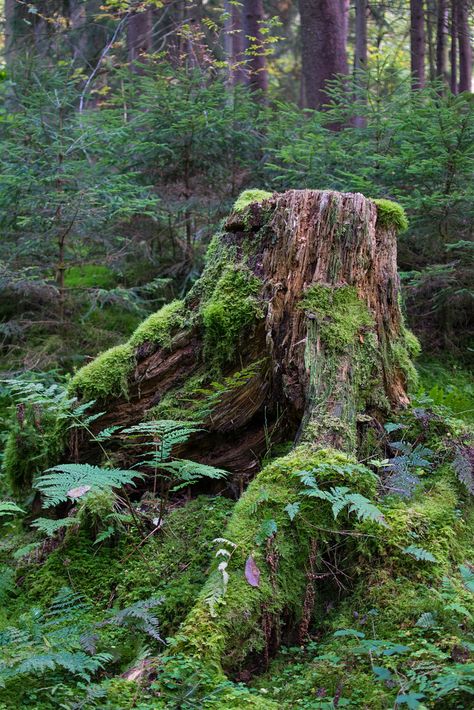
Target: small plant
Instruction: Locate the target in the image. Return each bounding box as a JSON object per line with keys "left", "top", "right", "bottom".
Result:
{"left": 294, "top": 465, "right": 387, "bottom": 526}
{"left": 122, "top": 419, "right": 228, "bottom": 524}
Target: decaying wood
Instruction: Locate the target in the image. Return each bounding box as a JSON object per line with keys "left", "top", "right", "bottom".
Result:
{"left": 77, "top": 190, "right": 409, "bottom": 477}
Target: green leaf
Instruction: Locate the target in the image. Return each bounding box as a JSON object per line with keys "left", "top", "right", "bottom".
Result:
{"left": 333, "top": 629, "right": 365, "bottom": 639}
{"left": 284, "top": 502, "right": 300, "bottom": 521}
{"left": 403, "top": 545, "right": 438, "bottom": 563}
{"left": 255, "top": 518, "right": 277, "bottom": 545}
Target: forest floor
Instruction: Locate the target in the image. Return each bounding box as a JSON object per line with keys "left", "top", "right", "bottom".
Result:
{"left": 0, "top": 355, "right": 472, "bottom": 708}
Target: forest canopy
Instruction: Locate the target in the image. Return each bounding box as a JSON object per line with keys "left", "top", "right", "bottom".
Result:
{"left": 0, "top": 1, "right": 473, "bottom": 709}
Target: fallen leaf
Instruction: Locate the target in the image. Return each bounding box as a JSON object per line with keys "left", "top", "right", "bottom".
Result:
{"left": 67, "top": 485, "right": 91, "bottom": 499}
{"left": 245, "top": 555, "right": 260, "bottom": 587}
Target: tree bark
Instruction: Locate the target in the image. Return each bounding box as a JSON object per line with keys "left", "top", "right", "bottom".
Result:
{"left": 410, "top": 0, "right": 426, "bottom": 89}
{"left": 451, "top": 0, "right": 458, "bottom": 93}
{"left": 299, "top": 0, "right": 348, "bottom": 110}
{"left": 127, "top": 5, "right": 153, "bottom": 72}
{"left": 72, "top": 190, "right": 413, "bottom": 477}
{"left": 436, "top": 0, "right": 449, "bottom": 83}
{"left": 224, "top": 0, "right": 246, "bottom": 86}
{"left": 457, "top": 0, "right": 472, "bottom": 92}
{"left": 242, "top": 0, "right": 268, "bottom": 94}
{"left": 354, "top": 0, "right": 368, "bottom": 128}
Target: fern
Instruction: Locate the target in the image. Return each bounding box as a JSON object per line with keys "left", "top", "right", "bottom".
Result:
{"left": 0, "top": 501, "right": 25, "bottom": 518}
{"left": 31, "top": 516, "right": 78, "bottom": 536}
{"left": 0, "top": 587, "right": 164, "bottom": 694}
{"left": 34, "top": 463, "right": 143, "bottom": 508}
{"left": 403, "top": 545, "right": 438, "bottom": 563}
{"left": 99, "top": 598, "right": 165, "bottom": 643}
{"left": 164, "top": 460, "right": 228, "bottom": 490}
{"left": 122, "top": 419, "right": 202, "bottom": 461}
{"left": 297, "top": 474, "right": 387, "bottom": 527}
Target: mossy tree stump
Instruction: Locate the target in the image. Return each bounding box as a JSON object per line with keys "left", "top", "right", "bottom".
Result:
{"left": 69, "top": 189, "right": 419, "bottom": 675}
{"left": 71, "top": 189, "right": 415, "bottom": 476}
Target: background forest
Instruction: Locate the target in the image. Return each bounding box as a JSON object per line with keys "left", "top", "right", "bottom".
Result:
{"left": 0, "top": 1, "right": 473, "bottom": 709}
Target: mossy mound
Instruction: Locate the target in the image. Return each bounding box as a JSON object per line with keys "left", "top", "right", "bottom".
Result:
{"left": 8, "top": 496, "right": 234, "bottom": 637}
{"left": 233, "top": 189, "right": 273, "bottom": 212}
{"left": 373, "top": 198, "right": 409, "bottom": 232}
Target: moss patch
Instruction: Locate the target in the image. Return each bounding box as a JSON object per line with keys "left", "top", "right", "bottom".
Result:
{"left": 129, "top": 299, "right": 186, "bottom": 348}
{"left": 233, "top": 190, "right": 273, "bottom": 212}
{"left": 202, "top": 266, "right": 262, "bottom": 370}
{"left": 300, "top": 285, "right": 374, "bottom": 351}
{"left": 69, "top": 342, "right": 134, "bottom": 402}
{"left": 173, "top": 446, "right": 377, "bottom": 671}
{"left": 2, "top": 410, "right": 66, "bottom": 495}
{"left": 373, "top": 198, "right": 409, "bottom": 232}
{"left": 70, "top": 301, "right": 187, "bottom": 402}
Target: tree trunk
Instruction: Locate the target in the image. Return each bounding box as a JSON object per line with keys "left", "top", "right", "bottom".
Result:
{"left": 224, "top": 0, "right": 246, "bottom": 86}
{"left": 426, "top": 0, "right": 437, "bottom": 81}
{"left": 69, "top": 189, "right": 415, "bottom": 670}
{"left": 451, "top": 0, "right": 458, "bottom": 93}
{"left": 242, "top": 0, "right": 268, "bottom": 94}
{"left": 299, "top": 0, "right": 348, "bottom": 110}
{"left": 457, "top": 0, "right": 472, "bottom": 92}
{"left": 127, "top": 6, "right": 153, "bottom": 72}
{"left": 436, "top": 0, "right": 449, "bottom": 84}
{"left": 69, "top": 0, "right": 88, "bottom": 64}
{"left": 410, "top": 0, "right": 426, "bottom": 89}
{"left": 354, "top": 0, "right": 368, "bottom": 128}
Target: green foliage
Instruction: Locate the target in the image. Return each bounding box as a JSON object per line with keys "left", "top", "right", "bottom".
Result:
{"left": 0, "top": 502, "right": 24, "bottom": 519}
{"left": 299, "top": 285, "right": 373, "bottom": 350}
{"left": 0, "top": 588, "right": 112, "bottom": 689}
{"left": 295, "top": 471, "right": 387, "bottom": 526}
{"left": 34, "top": 463, "right": 143, "bottom": 508}
{"left": 372, "top": 198, "right": 409, "bottom": 232}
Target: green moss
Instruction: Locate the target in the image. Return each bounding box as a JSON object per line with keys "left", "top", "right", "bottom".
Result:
{"left": 174, "top": 446, "right": 377, "bottom": 671}
{"left": 129, "top": 299, "right": 186, "bottom": 348}
{"left": 373, "top": 198, "right": 409, "bottom": 232}
{"left": 202, "top": 266, "right": 262, "bottom": 370}
{"left": 69, "top": 342, "right": 134, "bottom": 401}
{"left": 70, "top": 300, "right": 188, "bottom": 402}
{"left": 2, "top": 411, "right": 66, "bottom": 495}
{"left": 233, "top": 190, "right": 273, "bottom": 212}
{"left": 390, "top": 325, "right": 421, "bottom": 391}
{"left": 299, "top": 285, "right": 374, "bottom": 351}
{"left": 64, "top": 264, "right": 117, "bottom": 289}
{"left": 10, "top": 497, "right": 234, "bottom": 637}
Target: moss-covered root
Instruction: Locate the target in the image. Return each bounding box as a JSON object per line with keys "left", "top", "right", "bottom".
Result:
{"left": 171, "top": 446, "right": 377, "bottom": 674}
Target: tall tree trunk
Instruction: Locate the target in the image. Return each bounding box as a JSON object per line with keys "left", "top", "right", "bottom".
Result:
{"left": 451, "top": 0, "right": 458, "bottom": 93}
{"left": 299, "top": 0, "right": 348, "bottom": 110}
{"left": 242, "top": 0, "right": 268, "bottom": 94}
{"left": 436, "top": 0, "right": 449, "bottom": 83}
{"left": 426, "top": 0, "right": 437, "bottom": 81}
{"left": 69, "top": 0, "right": 88, "bottom": 64}
{"left": 410, "top": 0, "right": 426, "bottom": 89}
{"left": 457, "top": 0, "right": 472, "bottom": 92}
{"left": 354, "top": 0, "right": 368, "bottom": 128}
{"left": 127, "top": 6, "right": 153, "bottom": 72}
{"left": 224, "top": 0, "right": 246, "bottom": 86}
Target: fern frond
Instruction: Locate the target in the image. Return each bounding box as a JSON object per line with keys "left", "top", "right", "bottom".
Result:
{"left": 0, "top": 501, "right": 25, "bottom": 518}
{"left": 35, "top": 463, "right": 143, "bottom": 508}
{"left": 31, "top": 516, "right": 78, "bottom": 537}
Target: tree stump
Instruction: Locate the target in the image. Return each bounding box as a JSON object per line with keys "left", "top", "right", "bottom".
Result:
{"left": 69, "top": 189, "right": 418, "bottom": 673}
